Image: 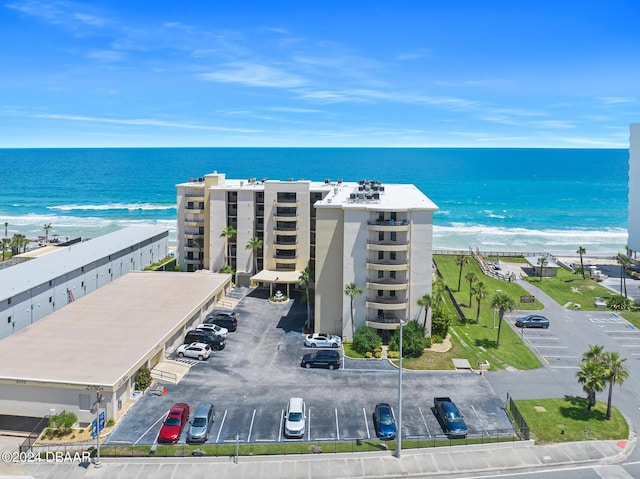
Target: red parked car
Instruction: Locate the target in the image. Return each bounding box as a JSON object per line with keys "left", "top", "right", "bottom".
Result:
{"left": 158, "top": 403, "right": 190, "bottom": 444}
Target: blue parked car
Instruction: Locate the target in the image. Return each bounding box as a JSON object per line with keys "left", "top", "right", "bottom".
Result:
{"left": 373, "top": 403, "right": 397, "bottom": 440}
{"left": 515, "top": 314, "right": 549, "bottom": 329}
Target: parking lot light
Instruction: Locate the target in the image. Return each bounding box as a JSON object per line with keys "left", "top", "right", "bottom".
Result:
{"left": 395, "top": 319, "right": 405, "bottom": 459}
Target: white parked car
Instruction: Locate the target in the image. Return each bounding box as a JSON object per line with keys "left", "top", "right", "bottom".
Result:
{"left": 196, "top": 323, "right": 228, "bottom": 338}
{"left": 304, "top": 333, "right": 342, "bottom": 348}
{"left": 177, "top": 342, "right": 211, "bottom": 360}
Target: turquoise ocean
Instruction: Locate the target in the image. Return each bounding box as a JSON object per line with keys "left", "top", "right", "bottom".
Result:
{"left": 0, "top": 148, "right": 629, "bottom": 256}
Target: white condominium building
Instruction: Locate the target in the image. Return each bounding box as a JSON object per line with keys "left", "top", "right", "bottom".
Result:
{"left": 176, "top": 173, "right": 438, "bottom": 339}
{"left": 629, "top": 123, "right": 640, "bottom": 256}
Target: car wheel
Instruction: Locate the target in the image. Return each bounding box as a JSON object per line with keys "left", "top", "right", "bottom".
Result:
{"left": 178, "top": 352, "right": 184, "bottom": 357}
{"left": 544, "top": 324, "right": 549, "bottom": 329}
{"left": 305, "top": 363, "right": 311, "bottom": 369}
{"left": 310, "top": 343, "right": 316, "bottom": 348}
{"left": 198, "top": 355, "right": 204, "bottom": 360}
{"left": 328, "top": 364, "right": 335, "bottom": 370}
{"left": 332, "top": 343, "right": 338, "bottom": 348}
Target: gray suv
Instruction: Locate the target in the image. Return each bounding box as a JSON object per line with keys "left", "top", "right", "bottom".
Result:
{"left": 187, "top": 402, "right": 215, "bottom": 444}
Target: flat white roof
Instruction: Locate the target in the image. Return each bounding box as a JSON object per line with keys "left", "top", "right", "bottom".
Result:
{"left": 0, "top": 271, "right": 229, "bottom": 387}
{"left": 316, "top": 182, "right": 438, "bottom": 211}
{"left": 0, "top": 226, "right": 169, "bottom": 301}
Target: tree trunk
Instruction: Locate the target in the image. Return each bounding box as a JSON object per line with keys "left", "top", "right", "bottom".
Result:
{"left": 606, "top": 380, "right": 613, "bottom": 420}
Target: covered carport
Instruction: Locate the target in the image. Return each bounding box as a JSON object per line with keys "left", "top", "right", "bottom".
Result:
{"left": 250, "top": 270, "right": 302, "bottom": 297}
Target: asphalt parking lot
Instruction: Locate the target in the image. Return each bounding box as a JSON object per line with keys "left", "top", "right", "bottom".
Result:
{"left": 506, "top": 294, "right": 640, "bottom": 370}
{"left": 108, "top": 287, "right": 514, "bottom": 446}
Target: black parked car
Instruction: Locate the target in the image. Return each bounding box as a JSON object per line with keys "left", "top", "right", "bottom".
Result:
{"left": 205, "top": 311, "right": 238, "bottom": 332}
{"left": 301, "top": 350, "right": 341, "bottom": 370}
{"left": 184, "top": 330, "right": 226, "bottom": 350}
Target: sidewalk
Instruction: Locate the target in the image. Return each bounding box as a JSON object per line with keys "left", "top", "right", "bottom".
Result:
{"left": 9, "top": 438, "right": 636, "bottom": 479}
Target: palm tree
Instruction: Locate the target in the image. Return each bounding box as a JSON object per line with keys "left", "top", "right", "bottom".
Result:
{"left": 577, "top": 246, "right": 586, "bottom": 279}
{"left": 537, "top": 256, "right": 548, "bottom": 281}
{"left": 298, "top": 266, "right": 313, "bottom": 330}
{"left": 472, "top": 280, "right": 488, "bottom": 323}
{"left": 455, "top": 255, "right": 469, "bottom": 292}
{"left": 431, "top": 277, "right": 447, "bottom": 317}
{"left": 43, "top": 223, "right": 52, "bottom": 243}
{"left": 245, "top": 236, "right": 263, "bottom": 274}
{"left": 464, "top": 271, "right": 477, "bottom": 307}
{"left": 4, "top": 222, "right": 7, "bottom": 238}
{"left": 616, "top": 253, "right": 630, "bottom": 297}
{"left": 577, "top": 359, "right": 607, "bottom": 413}
{"left": 1, "top": 237, "right": 11, "bottom": 261}
{"left": 417, "top": 293, "right": 431, "bottom": 329}
{"left": 10, "top": 233, "right": 27, "bottom": 254}
{"left": 490, "top": 291, "right": 516, "bottom": 349}
{"left": 603, "top": 351, "right": 629, "bottom": 420}
{"left": 344, "top": 282, "right": 362, "bottom": 339}
{"left": 220, "top": 226, "right": 237, "bottom": 267}
{"left": 583, "top": 344, "right": 605, "bottom": 362}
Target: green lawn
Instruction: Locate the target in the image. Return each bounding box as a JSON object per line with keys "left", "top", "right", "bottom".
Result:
{"left": 434, "top": 255, "right": 542, "bottom": 370}
{"left": 524, "top": 268, "right": 617, "bottom": 310}
{"left": 515, "top": 397, "right": 628, "bottom": 444}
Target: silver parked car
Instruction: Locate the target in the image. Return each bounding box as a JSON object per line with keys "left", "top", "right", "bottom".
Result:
{"left": 196, "top": 323, "right": 229, "bottom": 338}
{"left": 187, "top": 402, "right": 215, "bottom": 444}
{"left": 176, "top": 342, "right": 211, "bottom": 360}
{"left": 304, "top": 333, "right": 342, "bottom": 348}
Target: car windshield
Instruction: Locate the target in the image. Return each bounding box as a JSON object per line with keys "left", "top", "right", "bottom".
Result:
{"left": 288, "top": 412, "right": 303, "bottom": 422}
{"left": 447, "top": 412, "right": 462, "bottom": 420}
{"left": 378, "top": 409, "right": 393, "bottom": 424}
{"left": 165, "top": 417, "right": 180, "bottom": 426}
{"left": 192, "top": 417, "right": 207, "bottom": 427}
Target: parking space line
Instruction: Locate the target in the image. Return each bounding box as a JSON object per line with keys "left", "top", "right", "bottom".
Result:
{"left": 307, "top": 407, "right": 312, "bottom": 441}
{"left": 247, "top": 409, "right": 256, "bottom": 443}
{"left": 363, "top": 408, "right": 371, "bottom": 439}
{"left": 543, "top": 355, "right": 579, "bottom": 358}
{"left": 215, "top": 410, "right": 227, "bottom": 443}
{"left": 278, "top": 409, "right": 284, "bottom": 442}
{"left": 134, "top": 411, "right": 167, "bottom": 445}
{"left": 470, "top": 404, "right": 488, "bottom": 436}
{"left": 605, "top": 330, "right": 638, "bottom": 333}
{"left": 335, "top": 408, "right": 340, "bottom": 441}
{"left": 610, "top": 336, "right": 640, "bottom": 340}
{"left": 254, "top": 439, "right": 275, "bottom": 442}
{"left": 620, "top": 344, "right": 640, "bottom": 348}
{"left": 418, "top": 406, "right": 431, "bottom": 437}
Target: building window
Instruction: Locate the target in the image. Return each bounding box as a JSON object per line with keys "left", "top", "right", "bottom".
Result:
{"left": 79, "top": 394, "right": 91, "bottom": 411}
{"left": 377, "top": 270, "right": 384, "bottom": 279}
{"left": 7, "top": 298, "right": 11, "bottom": 305}
{"left": 390, "top": 212, "right": 397, "bottom": 220}
{"left": 377, "top": 290, "right": 383, "bottom": 297}
{"left": 378, "top": 251, "right": 384, "bottom": 260}
{"left": 81, "top": 281, "right": 84, "bottom": 287}
{"left": 199, "top": 201, "right": 205, "bottom": 209}
{"left": 49, "top": 296, "right": 52, "bottom": 303}
{"left": 49, "top": 280, "right": 53, "bottom": 286}
{"left": 7, "top": 316, "right": 11, "bottom": 324}
{"left": 378, "top": 231, "right": 384, "bottom": 241}
{"left": 390, "top": 290, "right": 396, "bottom": 297}
{"left": 390, "top": 271, "right": 397, "bottom": 279}
{"left": 198, "top": 226, "right": 205, "bottom": 235}
{"left": 390, "top": 252, "right": 397, "bottom": 261}
{"left": 378, "top": 212, "right": 384, "bottom": 221}
{"left": 390, "top": 232, "right": 397, "bottom": 242}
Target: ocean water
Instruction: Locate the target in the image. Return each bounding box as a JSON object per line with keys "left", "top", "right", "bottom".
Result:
{"left": 0, "top": 148, "right": 629, "bottom": 256}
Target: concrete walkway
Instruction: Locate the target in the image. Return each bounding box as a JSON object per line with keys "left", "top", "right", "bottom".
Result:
{"left": 4, "top": 437, "right": 634, "bottom": 479}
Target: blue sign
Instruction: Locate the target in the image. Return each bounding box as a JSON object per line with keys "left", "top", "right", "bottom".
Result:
{"left": 91, "top": 412, "right": 106, "bottom": 439}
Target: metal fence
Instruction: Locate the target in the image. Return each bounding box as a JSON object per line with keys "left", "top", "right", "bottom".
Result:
{"left": 18, "top": 414, "right": 51, "bottom": 454}
{"left": 505, "top": 393, "right": 530, "bottom": 441}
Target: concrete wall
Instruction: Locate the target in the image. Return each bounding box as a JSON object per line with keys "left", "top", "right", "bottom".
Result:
{"left": 314, "top": 207, "right": 344, "bottom": 336}
{"left": 209, "top": 190, "right": 228, "bottom": 271}
{"left": 408, "top": 209, "right": 434, "bottom": 332}
{"left": 343, "top": 208, "right": 369, "bottom": 339}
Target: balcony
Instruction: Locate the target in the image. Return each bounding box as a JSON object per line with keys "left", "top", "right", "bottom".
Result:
{"left": 365, "top": 315, "right": 403, "bottom": 330}
{"left": 366, "top": 219, "right": 409, "bottom": 232}
{"left": 274, "top": 199, "right": 298, "bottom": 206}
{"left": 366, "top": 279, "right": 408, "bottom": 290}
{"left": 274, "top": 242, "right": 297, "bottom": 250}
{"left": 274, "top": 256, "right": 298, "bottom": 264}
{"left": 273, "top": 226, "right": 298, "bottom": 235}
{"left": 184, "top": 219, "right": 203, "bottom": 227}
{"left": 273, "top": 213, "right": 298, "bottom": 222}
{"left": 366, "top": 240, "right": 409, "bottom": 252}
{"left": 365, "top": 297, "right": 408, "bottom": 310}
{"left": 366, "top": 260, "right": 409, "bottom": 271}
{"left": 184, "top": 190, "right": 204, "bottom": 199}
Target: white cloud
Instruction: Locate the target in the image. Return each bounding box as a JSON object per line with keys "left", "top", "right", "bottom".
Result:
{"left": 7, "top": 0, "right": 109, "bottom": 30}
{"left": 86, "top": 50, "right": 124, "bottom": 62}
{"left": 531, "top": 120, "right": 575, "bottom": 129}
{"left": 598, "top": 96, "right": 636, "bottom": 104}
{"left": 199, "top": 62, "right": 306, "bottom": 88}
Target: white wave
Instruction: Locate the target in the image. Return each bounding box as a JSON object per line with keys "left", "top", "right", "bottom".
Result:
{"left": 47, "top": 203, "right": 176, "bottom": 212}
{"left": 433, "top": 224, "right": 627, "bottom": 256}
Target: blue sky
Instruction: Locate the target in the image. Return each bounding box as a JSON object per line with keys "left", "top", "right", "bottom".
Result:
{"left": 1, "top": 0, "right": 639, "bottom": 148}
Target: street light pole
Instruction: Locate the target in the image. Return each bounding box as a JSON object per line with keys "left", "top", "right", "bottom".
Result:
{"left": 90, "top": 390, "right": 104, "bottom": 468}
{"left": 396, "top": 320, "right": 405, "bottom": 458}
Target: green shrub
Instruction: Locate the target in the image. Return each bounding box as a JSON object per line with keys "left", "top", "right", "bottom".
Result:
{"left": 431, "top": 334, "right": 443, "bottom": 344}
{"left": 106, "top": 418, "right": 115, "bottom": 427}
{"left": 374, "top": 351, "right": 382, "bottom": 358}
{"left": 48, "top": 412, "right": 77, "bottom": 436}
{"left": 389, "top": 320, "right": 429, "bottom": 358}
{"left": 365, "top": 352, "right": 373, "bottom": 359}
{"left": 135, "top": 367, "right": 152, "bottom": 391}
{"left": 352, "top": 325, "right": 382, "bottom": 355}
{"left": 431, "top": 311, "right": 452, "bottom": 339}
{"left": 387, "top": 350, "right": 400, "bottom": 359}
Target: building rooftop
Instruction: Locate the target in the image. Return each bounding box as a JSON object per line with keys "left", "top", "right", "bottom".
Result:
{"left": 0, "top": 271, "right": 229, "bottom": 387}
{"left": 0, "top": 226, "right": 169, "bottom": 302}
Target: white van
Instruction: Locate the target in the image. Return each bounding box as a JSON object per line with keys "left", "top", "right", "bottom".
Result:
{"left": 284, "top": 397, "right": 306, "bottom": 439}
